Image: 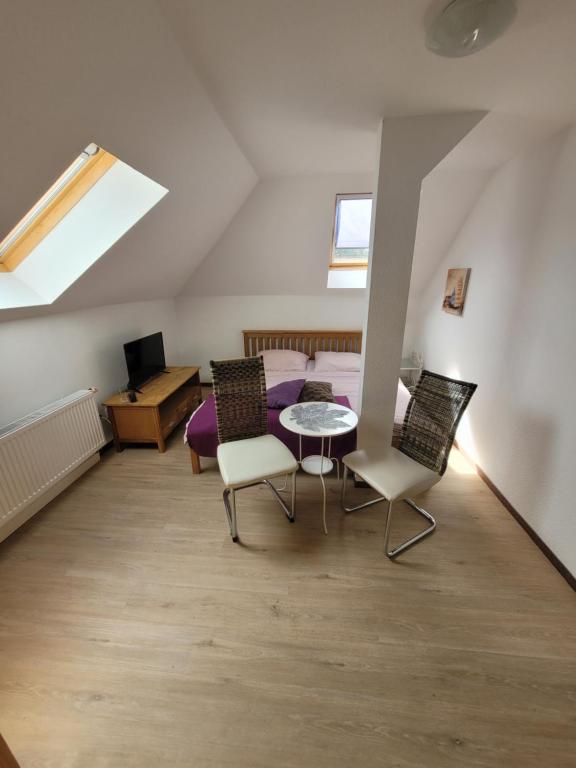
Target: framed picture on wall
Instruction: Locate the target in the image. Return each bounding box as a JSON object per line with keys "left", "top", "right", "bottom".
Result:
{"left": 442, "top": 268, "right": 471, "bottom": 316}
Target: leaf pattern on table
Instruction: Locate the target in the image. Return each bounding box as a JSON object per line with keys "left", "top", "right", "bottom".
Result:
{"left": 288, "top": 402, "right": 351, "bottom": 433}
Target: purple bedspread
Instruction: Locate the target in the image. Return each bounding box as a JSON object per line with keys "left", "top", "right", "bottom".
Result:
{"left": 186, "top": 395, "right": 357, "bottom": 460}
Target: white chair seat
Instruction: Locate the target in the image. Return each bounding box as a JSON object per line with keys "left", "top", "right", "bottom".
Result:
{"left": 217, "top": 434, "right": 298, "bottom": 489}
{"left": 343, "top": 446, "right": 440, "bottom": 502}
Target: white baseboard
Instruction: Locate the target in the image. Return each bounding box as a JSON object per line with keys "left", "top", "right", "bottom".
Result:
{"left": 0, "top": 453, "right": 100, "bottom": 545}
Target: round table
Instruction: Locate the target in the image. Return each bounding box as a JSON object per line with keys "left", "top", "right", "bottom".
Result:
{"left": 279, "top": 401, "right": 358, "bottom": 534}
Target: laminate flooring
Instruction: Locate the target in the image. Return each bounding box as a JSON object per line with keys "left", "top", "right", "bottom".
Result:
{"left": 0, "top": 435, "right": 574, "bottom": 767}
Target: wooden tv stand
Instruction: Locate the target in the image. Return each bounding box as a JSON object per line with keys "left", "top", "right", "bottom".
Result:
{"left": 104, "top": 366, "right": 201, "bottom": 453}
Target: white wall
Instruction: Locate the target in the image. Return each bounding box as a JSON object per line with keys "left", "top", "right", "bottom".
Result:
{"left": 413, "top": 126, "right": 576, "bottom": 577}
{"left": 0, "top": 299, "right": 179, "bottom": 426}
{"left": 175, "top": 295, "right": 366, "bottom": 377}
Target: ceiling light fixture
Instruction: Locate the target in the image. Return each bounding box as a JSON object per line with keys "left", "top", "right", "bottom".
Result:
{"left": 426, "top": 0, "right": 517, "bottom": 58}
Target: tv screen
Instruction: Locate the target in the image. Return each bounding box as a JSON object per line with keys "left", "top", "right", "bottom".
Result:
{"left": 124, "top": 331, "right": 166, "bottom": 389}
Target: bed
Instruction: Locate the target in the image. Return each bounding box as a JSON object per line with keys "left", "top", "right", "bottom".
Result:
{"left": 185, "top": 330, "right": 411, "bottom": 474}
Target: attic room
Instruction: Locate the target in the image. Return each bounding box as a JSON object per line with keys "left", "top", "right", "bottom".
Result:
{"left": 0, "top": 0, "right": 575, "bottom": 766}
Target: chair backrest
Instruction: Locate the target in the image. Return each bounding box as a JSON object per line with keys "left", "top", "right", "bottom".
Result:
{"left": 399, "top": 370, "right": 477, "bottom": 476}
{"left": 210, "top": 356, "right": 268, "bottom": 444}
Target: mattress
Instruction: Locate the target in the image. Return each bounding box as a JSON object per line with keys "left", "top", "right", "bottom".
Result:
{"left": 185, "top": 368, "right": 411, "bottom": 460}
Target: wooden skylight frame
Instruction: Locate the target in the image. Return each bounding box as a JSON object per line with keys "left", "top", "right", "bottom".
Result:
{"left": 0, "top": 144, "right": 117, "bottom": 273}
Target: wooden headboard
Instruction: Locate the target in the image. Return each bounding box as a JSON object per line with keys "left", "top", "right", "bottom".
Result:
{"left": 243, "top": 330, "right": 362, "bottom": 359}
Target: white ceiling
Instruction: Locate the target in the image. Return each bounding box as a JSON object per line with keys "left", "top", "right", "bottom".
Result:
{"left": 0, "top": 0, "right": 256, "bottom": 321}
{"left": 4, "top": 0, "right": 576, "bottom": 322}
{"left": 161, "top": 0, "right": 576, "bottom": 176}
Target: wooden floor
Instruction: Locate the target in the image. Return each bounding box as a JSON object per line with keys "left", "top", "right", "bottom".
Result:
{"left": 0, "top": 435, "right": 575, "bottom": 768}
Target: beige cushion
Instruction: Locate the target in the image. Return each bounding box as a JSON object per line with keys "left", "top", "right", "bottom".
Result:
{"left": 343, "top": 447, "right": 440, "bottom": 502}
{"left": 217, "top": 434, "right": 298, "bottom": 489}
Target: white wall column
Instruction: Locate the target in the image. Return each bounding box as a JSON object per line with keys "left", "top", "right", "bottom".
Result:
{"left": 359, "top": 113, "right": 486, "bottom": 448}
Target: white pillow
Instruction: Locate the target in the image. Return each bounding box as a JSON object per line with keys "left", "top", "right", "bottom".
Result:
{"left": 259, "top": 349, "right": 309, "bottom": 371}
{"left": 314, "top": 351, "right": 362, "bottom": 372}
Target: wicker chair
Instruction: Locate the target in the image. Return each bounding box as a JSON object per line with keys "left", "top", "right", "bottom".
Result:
{"left": 341, "top": 370, "right": 477, "bottom": 558}
{"left": 210, "top": 356, "right": 298, "bottom": 542}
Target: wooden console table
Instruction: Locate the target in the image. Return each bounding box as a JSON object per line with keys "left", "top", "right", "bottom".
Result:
{"left": 104, "top": 366, "right": 201, "bottom": 452}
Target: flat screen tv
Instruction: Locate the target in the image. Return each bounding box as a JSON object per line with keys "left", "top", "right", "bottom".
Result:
{"left": 124, "top": 331, "right": 166, "bottom": 389}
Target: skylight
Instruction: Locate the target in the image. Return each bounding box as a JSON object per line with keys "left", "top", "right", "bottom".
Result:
{"left": 0, "top": 144, "right": 168, "bottom": 309}
{"left": 327, "top": 193, "right": 371, "bottom": 289}
{"left": 330, "top": 193, "right": 372, "bottom": 269}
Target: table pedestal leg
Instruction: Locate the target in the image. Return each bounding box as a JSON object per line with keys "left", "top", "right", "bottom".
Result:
{"left": 319, "top": 436, "right": 328, "bottom": 535}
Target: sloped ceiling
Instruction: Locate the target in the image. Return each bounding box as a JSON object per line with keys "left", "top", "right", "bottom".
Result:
{"left": 410, "top": 167, "right": 493, "bottom": 310}
{"left": 181, "top": 165, "right": 492, "bottom": 302}
{"left": 0, "top": 0, "right": 257, "bottom": 322}
{"left": 182, "top": 173, "right": 373, "bottom": 296}
{"left": 161, "top": 0, "right": 576, "bottom": 177}
{"left": 160, "top": 0, "right": 576, "bottom": 308}
{"left": 4, "top": 0, "right": 576, "bottom": 323}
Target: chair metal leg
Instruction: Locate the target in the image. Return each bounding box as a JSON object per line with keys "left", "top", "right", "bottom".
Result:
{"left": 272, "top": 474, "right": 289, "bottom": 492}
{"left": 223, "top": 488, "right": 239, "bottom": 543}
{"left": 264, "top": 476, "right": 296, "bottom": 522}
{"left": 383, "top": 498, "right": 436, "bottom": 559}
{"left": 340, "top": 464, "right": 387, "bottom": 513}
{"left": 340, "top": 467, "right": 436, "bottom": 559}
{"left": 223, "top": 473, "right": 297, "bottom": 541}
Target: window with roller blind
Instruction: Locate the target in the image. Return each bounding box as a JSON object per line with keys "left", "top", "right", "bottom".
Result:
{"left": 330, "top": 193, "right": 372, "bottom": 269}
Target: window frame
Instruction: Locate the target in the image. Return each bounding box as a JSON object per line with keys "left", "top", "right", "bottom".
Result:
{"left": 329, "top": 192, "right": 372, "bottom": 270}
{"left": 0, "top": 144, "right": 116, "bottom": 273}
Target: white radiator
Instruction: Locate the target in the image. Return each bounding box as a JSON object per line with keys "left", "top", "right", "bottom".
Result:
{"left": 0, "top": 389, "right": 106, "bottom": 543}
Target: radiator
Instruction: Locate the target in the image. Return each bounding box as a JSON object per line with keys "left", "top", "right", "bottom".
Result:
{"left": 0, "top": 389, "right": 106, "bottom": 543}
